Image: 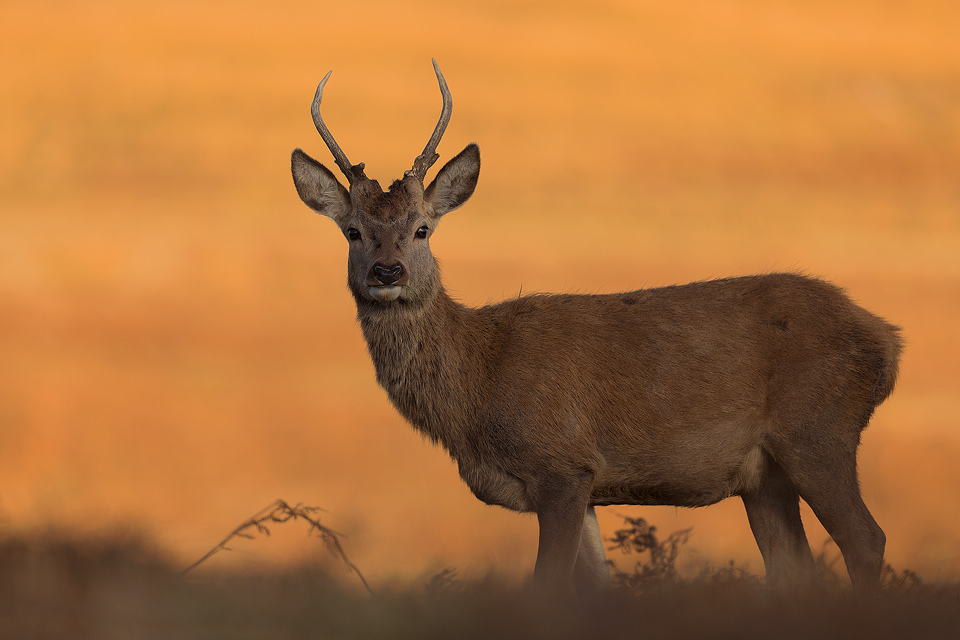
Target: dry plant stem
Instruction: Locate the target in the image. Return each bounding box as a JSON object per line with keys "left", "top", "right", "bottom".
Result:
{"left": 182, "top": 499, "right": 373, "bottom": 595}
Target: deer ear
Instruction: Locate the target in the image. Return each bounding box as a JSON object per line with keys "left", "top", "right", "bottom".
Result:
{"left": 291, "top": 148, "right": 351, "bottom": 223}
{"left": 424, "top": 143, "right": 480, "bottom": 218}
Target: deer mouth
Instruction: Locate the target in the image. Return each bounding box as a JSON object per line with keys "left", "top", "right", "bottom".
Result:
{"left": 368, "top": 285, "right": 403, "bottom": 302}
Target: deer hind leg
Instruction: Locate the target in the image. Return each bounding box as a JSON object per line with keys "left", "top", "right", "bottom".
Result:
{"left": 771, "top": 437, "right": 885, "bottom": 590}
{"left": 800, "top": 472, "right": 884, "bottom": 590}
{"left": 573, "top": 506, "right": 610, "bottom": 592}
{"left": 740, "top": 449, "right": 815, "bottom": 587}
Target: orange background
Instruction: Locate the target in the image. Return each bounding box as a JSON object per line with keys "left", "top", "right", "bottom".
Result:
{"left": 1, "top": 0, "right": 958, "bottom": 584}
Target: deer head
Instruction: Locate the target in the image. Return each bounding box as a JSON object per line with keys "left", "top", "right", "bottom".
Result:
{"left": 291, "top": 60, "right": 480, "bottom": 307}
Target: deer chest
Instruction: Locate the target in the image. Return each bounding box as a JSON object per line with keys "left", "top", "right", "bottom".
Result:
{"left": 457, "top": 458, "right": 532, "bottom": 513}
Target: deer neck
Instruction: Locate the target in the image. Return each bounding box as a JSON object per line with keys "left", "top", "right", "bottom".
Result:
{"left": 355, "top": 287, "right": 484, "bottom": 453}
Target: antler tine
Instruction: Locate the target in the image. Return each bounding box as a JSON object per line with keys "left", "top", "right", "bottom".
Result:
{"left": 408, "top": 58, "right": 453, "bottom": 182}
{"left": 311, "top": 71, "right": 366, "bottom": 184}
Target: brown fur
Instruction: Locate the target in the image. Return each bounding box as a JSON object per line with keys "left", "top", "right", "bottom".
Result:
{"left": 290, "top": 68, "right": 902, "bottom": 592}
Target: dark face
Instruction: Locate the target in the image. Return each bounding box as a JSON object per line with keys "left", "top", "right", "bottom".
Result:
{"left": 342, "top": 177, "right": 440, "bottom": 306}
{"left": 291, "top": 141, "right": 481, "bottom": 307}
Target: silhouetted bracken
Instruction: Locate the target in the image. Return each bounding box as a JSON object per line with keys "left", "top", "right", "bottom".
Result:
{"left": 182, "top": 499, "right": 372, "bottom": 594}
{"left": 605, "top": 514, "right": 694, "bottom": 591}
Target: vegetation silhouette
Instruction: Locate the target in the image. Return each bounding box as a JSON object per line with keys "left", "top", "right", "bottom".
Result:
{"left": 2, "top": 508, "right": 957, "bottom": 639}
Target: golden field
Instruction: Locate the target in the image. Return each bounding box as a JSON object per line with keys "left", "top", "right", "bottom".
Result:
{"left": 1, "top": 0, "right": 958, "bottom": 589}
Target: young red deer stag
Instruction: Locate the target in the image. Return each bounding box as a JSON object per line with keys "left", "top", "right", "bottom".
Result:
{"left": 290, "top": 60, "right": 902, "bottom": 592}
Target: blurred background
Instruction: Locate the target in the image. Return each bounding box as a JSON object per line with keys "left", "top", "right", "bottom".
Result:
{"left": 1, "top": 0, "right": 958, "bottom": 585}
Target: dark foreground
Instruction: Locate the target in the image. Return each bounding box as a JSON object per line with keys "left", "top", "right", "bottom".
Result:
{"left": 1, "top": 531, "right": 958, "bottom": 640}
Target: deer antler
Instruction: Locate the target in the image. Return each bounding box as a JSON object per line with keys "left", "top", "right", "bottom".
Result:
{"left": 407, "top": 59, "right": 453, "bottom": 182}
{"left": 311, "top": 71, "right": 367, "bottom": 185}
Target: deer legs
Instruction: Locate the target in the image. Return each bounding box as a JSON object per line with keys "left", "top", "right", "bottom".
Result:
{"left": 534, "top": 473, "right": 609, "bottom": 592}
{"left": 749, "top": 441, "right": 886, "bottom": 590}
{"left": 775, "top": 445, "right": 886, "bottom": 590}
{"left": 741, "top": 450, "right": 815, "bottom": 587}
{"left": 573, "top": 506, "right": 611, "bottom": 591}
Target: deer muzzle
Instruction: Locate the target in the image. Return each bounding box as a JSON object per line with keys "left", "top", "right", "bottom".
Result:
{"left": 367, "top": 262, "right": 407, "bottom": 302}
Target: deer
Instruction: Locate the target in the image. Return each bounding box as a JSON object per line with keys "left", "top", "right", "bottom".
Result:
{"left": 290, "top": 60, "right": 903, "bottom": 592}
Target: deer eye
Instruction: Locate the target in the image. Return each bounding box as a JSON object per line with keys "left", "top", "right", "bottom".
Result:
{"left": 346, "top": 228, "right": 361, "bottom": 241}
{"left": 415, "top": 225, "right": 429, "bottom": 239}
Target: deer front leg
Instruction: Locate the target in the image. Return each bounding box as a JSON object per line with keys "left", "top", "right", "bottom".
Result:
{"left": 533, "top": 472, "right": 594, "bottom": 590}
{"left": 573, "top": 506, "right": 610, "bottom": 592}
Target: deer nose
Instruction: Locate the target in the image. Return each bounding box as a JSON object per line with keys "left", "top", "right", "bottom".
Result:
{"left": 373, "top": 263, "right": 404, "bottom": 286}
